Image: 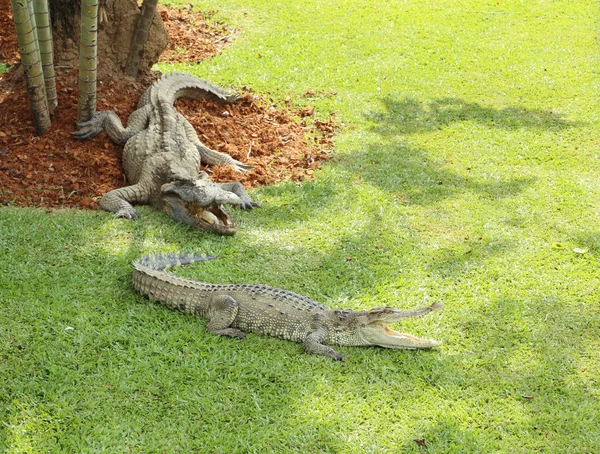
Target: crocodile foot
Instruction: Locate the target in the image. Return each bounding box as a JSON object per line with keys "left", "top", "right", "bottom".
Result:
{"left": 115, "top": 207, "right": 140, "bottom": 220}
{"left": 213, "top": 328, "right": 246, "bottom": 338}
{"left": 71, "top": 112, "right": 110, "bottom": 140}
{"left": 238, "top": 196, "right": 260, "bottom": 210}
{"left": 230, "top": 161, "right": 253, "bottom": 173}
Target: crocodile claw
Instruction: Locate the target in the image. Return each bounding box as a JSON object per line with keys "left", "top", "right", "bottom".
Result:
{"left": 71, "top": 128, "right": 101, "bottom": 140}
{"left": 239, "top": 198, "right": 259, "bottom": 210}
{"left": 231, "top": 161, "right": 253, "bottom": 173}
{"left": 71, "top": 112, "right": 108, "bottom": 140}
{"left": 225, "top": 93, "right": 241, "bottom": 103}
{"left": 115, "top": 207, "right": 140, "bottom": 220}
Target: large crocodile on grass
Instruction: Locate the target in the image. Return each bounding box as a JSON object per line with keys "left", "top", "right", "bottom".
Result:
{"left": 73, "top": 73, "right": 258, "bottom": 235}
{"left": 133, "top": 253, "right": 443, "bottom": 360}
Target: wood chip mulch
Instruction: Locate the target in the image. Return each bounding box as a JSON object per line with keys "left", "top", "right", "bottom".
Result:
{"left": 0, "top": 1, "right": 337, "bottom": 209}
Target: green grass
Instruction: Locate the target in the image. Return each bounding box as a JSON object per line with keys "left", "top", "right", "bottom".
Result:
{"left": 2, "top": 1, "right": 599, "bottom": 452}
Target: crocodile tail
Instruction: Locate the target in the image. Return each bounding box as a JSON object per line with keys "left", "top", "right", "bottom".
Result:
{"left": 167, "top": 72, "right": 239, "bottom": 105}
{"left": 133, "top": 252, "right": 216, "bottom": 271}
{"left": 139, "top": 72, "right": 239, "bottom": 109}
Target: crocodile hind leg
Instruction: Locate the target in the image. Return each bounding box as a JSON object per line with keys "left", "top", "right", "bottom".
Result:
{"left": 72, "top": 105, "right": 151, "bottom": 144}
{"left": 205, "top": 294, "right": 246, "bottom": 338}
{"left": 99, "top": 183, "right": 149, "bottom": 219}
{"left": 180, "top": 115, "right": 252, "bottom": 172}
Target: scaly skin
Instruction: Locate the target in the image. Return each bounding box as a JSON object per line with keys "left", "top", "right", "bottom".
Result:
{"left": 73, "top": 73, "right": 258, "bottom": 235}
{"left": 133, "top": 253, "right": 444, "bottom": 360}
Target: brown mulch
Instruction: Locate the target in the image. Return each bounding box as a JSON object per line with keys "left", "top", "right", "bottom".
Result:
{"left": 0, "top": 0, "right": 18, "bottom": 66}
{"left": 0, "top": 2, "right": 336, "bottom": 209}
{"left": 158, "top": 5, "right": 235, "bottom": 63}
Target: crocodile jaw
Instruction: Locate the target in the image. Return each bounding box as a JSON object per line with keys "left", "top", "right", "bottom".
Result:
{"left": 361, "top": 323, "right": 442, "bottom": 349}
{"left": 160, "top": 179, "right": 241, "bottom": 235}
{"left": 160, "top": 195, "right": 237, "bottom": 236}
{"left": 185, "top": 201, "right": 236, "bottom": 236}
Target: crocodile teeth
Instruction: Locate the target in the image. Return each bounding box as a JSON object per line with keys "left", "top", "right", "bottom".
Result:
{"left": 219, "top": 205, "right": 232, "bottom": 225}
{"left": 200, "top": 210, "right": 218, "bottom": 224}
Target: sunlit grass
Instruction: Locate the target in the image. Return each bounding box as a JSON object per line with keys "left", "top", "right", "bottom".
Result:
{"left": 2, "top": 0, "right": 599, "bottom": 452}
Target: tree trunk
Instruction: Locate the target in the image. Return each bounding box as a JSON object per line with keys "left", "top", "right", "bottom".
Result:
{"left": 33, "top": 0, "right": 57, "bottom": 111}
{"left": 49, "top": 0, "right": 168, "bottom": 82}
{"left": 77, "top": 0, "right": 98, "bottom": 122}
{"left": 124, "top": 0, "right": 158, "bottom": 77}
{"left": 11, "top": 0, "right": 51, "bottom": 135}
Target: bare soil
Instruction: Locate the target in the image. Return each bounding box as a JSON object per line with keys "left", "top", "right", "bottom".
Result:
{"left": 0, "top": 1, "right": 336, "bottom": 209}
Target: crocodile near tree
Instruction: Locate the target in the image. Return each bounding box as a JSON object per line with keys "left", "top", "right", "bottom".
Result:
{"left": 73, "top": 73, "right": 258, "bottom": 235}
{"left": 133, "top": 253, "right": 444, "bottom": 360}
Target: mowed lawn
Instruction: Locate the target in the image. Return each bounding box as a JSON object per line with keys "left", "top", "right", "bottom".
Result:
{"left": 1, "top": 0, "right": 598, "bottom": 452}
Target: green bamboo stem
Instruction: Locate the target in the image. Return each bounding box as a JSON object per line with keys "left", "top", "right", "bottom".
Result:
{"left": 77, "top": 0, "right": 99, "bottom": 123}
{"left": 26, "top": 0, "right": 39, "bottom": 49}
{"left": 33, "top": 0, "right": 57, "bottom": 111}
{"left": 10, "top": 0, "right": 50, "bottom": 135}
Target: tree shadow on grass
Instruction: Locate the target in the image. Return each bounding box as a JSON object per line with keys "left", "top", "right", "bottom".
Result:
{"left": 366, "top": 96, "right": 578, "bottom": 136}
{"left": 333, "top": 95, "right": 569, "bottom": 207}
{"left": 3, "top": 208, "right": 597, "bottom": 451}
{"left": 338, "top": 140, "right": 536, "bottom": 206}
{"left": 394, "top": 295, "right": 600, "bottom": 452}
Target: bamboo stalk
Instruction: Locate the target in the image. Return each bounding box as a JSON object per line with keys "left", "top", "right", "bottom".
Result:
{"left": 33, "top": 0, "right": 57, "bottom": 111}
{"left": 77, "top": 0, "right": 99, "bottom": 123}
{"left": 10, "top": 0, "right": 51, "bottom": 135}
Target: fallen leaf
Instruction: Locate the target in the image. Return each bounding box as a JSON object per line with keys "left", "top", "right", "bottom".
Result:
{"left": 552, "top": 243, "right": 565, "bottom": 249}
{"left": 298, "top": 106, "right": 314, "bottom": 117}
{"left": 414, "top": 439, "right": 428, "bottom": 448}
{"left": 573, "top": 248, "right": 588, "bottom": 254}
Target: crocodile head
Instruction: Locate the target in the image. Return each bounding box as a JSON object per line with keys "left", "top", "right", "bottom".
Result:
{"left": 159, "top": 173, "right": 241, "bottom": 235}
{"left": 330, "top": 302, "right": 443, "bottom": 349}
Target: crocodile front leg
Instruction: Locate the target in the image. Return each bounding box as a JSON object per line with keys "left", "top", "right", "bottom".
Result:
{"left": 216, "top": 181, "right": 259, "bottom": 210}
{"left": 72, "top": 105, "right": 151, "bottom": 144}
{"left": 99, "top": 183, "right": 150, "bottom": 219}
{"left": 304, "top": 328, "right": 346, "bottom": 361}
{"left": 181, "top": 115, "right": 252, "bottom": 172}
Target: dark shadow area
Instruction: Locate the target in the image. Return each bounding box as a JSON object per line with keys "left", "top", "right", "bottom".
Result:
{"left": 337, "top": 140, "right": 536, "bottom": 206}
{"left": 366, "top": 96, "right": 578, "bottom": 136}
{"left": 2, "top": 206, "right": 597, "bottom": 451}
{"left": 397, "top": 295, "right": 600, "bottom": 452}
{"left": 250, "top": 178, "right": 341, "bottom": 229}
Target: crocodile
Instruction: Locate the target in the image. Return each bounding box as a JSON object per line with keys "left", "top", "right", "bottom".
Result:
{"left": 73, "top": 72, "right": 258, "bottom": 235}
{"left": 133, "top": 253, "right": 443, "bottom": 360}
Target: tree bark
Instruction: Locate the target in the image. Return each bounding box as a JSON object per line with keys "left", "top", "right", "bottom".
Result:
{"left": 124, "top": 0, "right": 158, "bottom": 77}
{"left": 49, "top": 0, "right": 168, "bottom": 82}
{"left": 11, "top": 0, "right": 51, "bottom": 135}
{"left": 77, "top": 0, "right": 98, "bottom": 123}
{"left": 33, "top": 0, "right": 57, "bottom": 111}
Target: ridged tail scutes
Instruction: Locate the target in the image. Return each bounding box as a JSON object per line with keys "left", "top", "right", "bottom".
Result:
{"left": 133, "top": 252, "right": 216, "bottom": 271}
{"left": 138, "top": 72, "right": 238, "bottom": 109}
